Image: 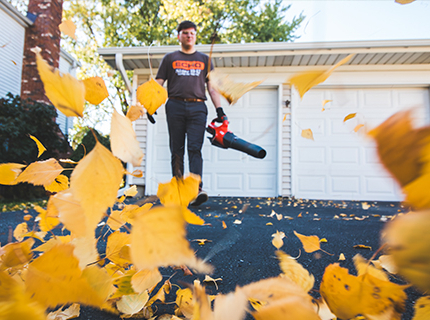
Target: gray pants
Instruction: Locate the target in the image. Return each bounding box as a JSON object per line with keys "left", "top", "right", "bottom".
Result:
{"left": 165, "top": 99, "right": 207, "bottom": 182}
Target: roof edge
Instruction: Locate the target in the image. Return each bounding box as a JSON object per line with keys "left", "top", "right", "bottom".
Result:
{"left": 0, "top": 0, "right": 33, "bottom": 27}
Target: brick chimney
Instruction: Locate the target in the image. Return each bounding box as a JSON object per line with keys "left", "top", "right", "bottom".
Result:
{"left": 21, "top": 0, "right": 63, "bottom": 103}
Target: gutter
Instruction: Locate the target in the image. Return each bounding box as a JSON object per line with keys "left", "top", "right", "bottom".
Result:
{"left": 115, "top": 53, "right": 132, "bottom": 94}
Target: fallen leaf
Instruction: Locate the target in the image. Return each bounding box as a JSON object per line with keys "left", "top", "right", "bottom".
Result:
{"left": 343, "top": 113, "right": 357, "bottom": 122}
{"left": 116, "top": 291, "right": 149, "bottom": 316}
{"left": 353, "top": 244, "right": 372, "bottom": 250}
{"left": 29, "top": 135, "right": 47, "bottom": 158}
{"left": 289, "top": 54, "right": 354, "bottom": 99}
{"left": 59, "top": 19, "right": 76, "bottom": 39}
{"left": 31, "top": 47, "right": 85, "bottom": 117}
{"left": 193, "top": 239, "right": 212, "bottom": 246}
{"left": 23, "top": 214, "right": 33, "bottom": 221}
{"left": 203, "top": 275, "right": 223, "bottom": 290}
{"left": 130, "top": 205, "right": 212, "bottom": 273}
{"left": 222, "top": 221, "right": 227, "bottom": 229}
{"left": 301, "top": 128, "right": 314, "bottom": 141}
{"left": 47, "top": 303, "right": 80, "bottom": 320}
{"left": 276, "top": 250, "right": 315, "bottom": 292}
{"left": 294, "top": 231, "right": 321, "bottom": 253}
{"left": 320, "top": 238, "right": 328, "bottom": 243}
{"left": 82, "top": 76, "right": 109, "bottom": 105}
{"left": 362, "top": 202, "right": 371, "bottom": 210}
{"left": 136, "top": 78, "right": 167, "bottom": 115}
{"left": 126, "top": 103, "right": 145, "bottom": 121}
{"left": 175, "top": 287, "right": 194, "bottom": 318}
{"left": 271, "top": 230, "right": 285, "bottom": 249}
{"left": 209, "top": 69, "right": 264, "bottom": 105}
{"left": 70, "top": 141, "right": 124, "bottom": 232}
{"left": 233, "top": 219, "right": 242, "bottom": 224}
{"left": 45, "top": 174, "right": 69, "bottom": 193}
{"left": 15, "top": 158, "right": 63, "bottom": 187}
{"left": 339, "top": 253, "right": 346, "bottom": 261}
{"left": 413, "top": 296, "right": 430, "bottom": 320}
{"left": 320, "top": 263, "right": 407, "bottom": 320}
{"left": 266, "top": 222, "right": 273, "bottom": 226}
{"left": 110, "top": 109, "right": 144, "bottom": 166}
{"left": 0, "top": 163, "right": 26, "bottom": 185}
{"left": 354, "top": 124, "right": 365, "bottom": 132}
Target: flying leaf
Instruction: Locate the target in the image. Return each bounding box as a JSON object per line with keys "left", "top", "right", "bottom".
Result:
{"left": 130, "top": 205, "right": 212, "bottom": 273}
{"left": 127, "top": 104, "right": 145, "bottom": 122}
{"left": 182, "top": 208, "right": 205, "bottom": 225}
{"left": 289, "top": 54, "right": 354, "bottom": 99}
{"left": 29, "top": 134, "right": 46, "bottom": 158}
{"left": 301, "top": 129, "right": 314, "bottom": 141}
{"left": 82, "top": 76, "right": 109, "bottom": 105}
{"left": 372, "top": 255, "right": 397, "bottom": 274}
{"left": 343, "top": 113, "right": 357, "bottom": 122}
{"left": 368, "top": 110, "right": 430, "bottom": 209}
{"left": 353, "top": 254, "right": 388, "bottom": 281}
{"left": 395, "top": 0, "right": 415, "bottom": 4}
{"left": 13, "top": 222, "right": 28, "bottom": 242}
{"left": 15, "top": 158, "right": 63, "bottom": 187}
{"left": 35, "top": 205, "right": 60, "bottom": 232}
{"left": 242, "top": 277, "right": 320, "bottom": 320}
{"left": 34, "top": 235, "right": 71, "bottom": 252}
{"left": 413, "top": 296, "right": 430, "bottom": 320}
{"left": 209, "top": 69, "right": 264, "bottom": 105}
{"left": 175, "top": 287, "right": 194, "bottom": 318}
{"left": 70, "top": 141, "right": 124, "bottom": 232}
{"left": 110, "top": 109, "right": 144, "bottom": 167}
{"left": 136, "top": 78, "right": 167, "bottom": 115}
{"left": 354, "top": 124, "right": 365, "bottom": 132}
{"left": 31, "top": 47, "right": 85, "bottom": 117}
{"left": 25, "top": 244, "right": 106, "bottom": 308}
{"left": 45, "top": 174, "right": 69, "bottom": 193}
{"left": 222, "top": 221, "right": 227, "bottom": 229}
{"left": 271, "top": 230, "right": 285, "bottom": 249}
{"left": 47, "top": 303, "right": 80, "bottom": 320}
{"left": 320, "top": 263, "right": 407, "bottom": 320}
{"left": 116, "top": 291, "right": 149, "bottom": 316}
{"left": 294, "top": 231, "right": 321, "bottom": 253}
{"left": 0, "top": 163, "right": 26, "bottom": 185}
{"left": 131, "top": 268, "right": 162, "bottom": 293}
{"left": 81, "top": 265, "right": 114, "bottom": 304}
{"left": 157, "top": 174, "right": 200, "bottom": 207}
{"left": 70, "top": 235, "right": 99, "bottom": 269}
{"left": 124, "top": 185, "right": 138, "bottom": 197}
{"left": 0, "top": 238, "right": 34, "bottom": 269}
{"left": 106, "top": 231, "right": 131, "bottom": 268}
{"left": 107, "top": 209, "right": 126, "bottom": 231}
{"left": 322, "top": 100, "right": 332, "bottom": 107}
{"left": 59, "top": 19, "right": 76, "bottom": 39}
{"left": 212, "top": 288, "right": 248, "bottom": 320}
{"left": 382, "top": 209, "right": 430, "bottom": 292}
{"left": 276, "top": 250, "right": 315, "bottom": 293}
{"left": 203, "top": 275, "right": 222, "bottom": 290}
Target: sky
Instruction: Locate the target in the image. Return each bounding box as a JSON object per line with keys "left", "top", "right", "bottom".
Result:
{"left": 282, "top": 0, "right": 430, "bottom": 43}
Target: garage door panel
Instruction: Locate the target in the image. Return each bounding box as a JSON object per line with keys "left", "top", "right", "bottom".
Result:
{"left": 216, "top": 174, "right": 243, "bottom": 190}
{"left": 294, "top": 87, "right": 428, "bottom": 201}
{"left": 249, "top": 174, "right": 276, "bottom": 190}
{"left": 299, "top": 90, "right": 325, "bottom": 108}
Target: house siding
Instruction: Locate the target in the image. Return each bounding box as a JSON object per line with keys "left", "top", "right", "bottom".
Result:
{"left": 0, "top": 8, "right": 26, "bottom": 98}
{"left": 281, "top": 84, "right": 292, "bottom": 197}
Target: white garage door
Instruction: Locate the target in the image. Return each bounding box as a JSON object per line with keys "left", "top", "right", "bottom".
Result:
{"left": 293, "top": 88, "right": 429, "bottom": 201}
{"left": 146, "top": 87, "right": 278, "bottom": 196}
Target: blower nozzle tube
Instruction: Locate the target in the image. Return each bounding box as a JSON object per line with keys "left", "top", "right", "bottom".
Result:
{"left": 222, "top": 132, "right": 266, "bottom": 159}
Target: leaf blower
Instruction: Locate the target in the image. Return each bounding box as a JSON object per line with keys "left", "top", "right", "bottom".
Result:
{"left": 206, "top": 117, "right": 267, "bottom": 159}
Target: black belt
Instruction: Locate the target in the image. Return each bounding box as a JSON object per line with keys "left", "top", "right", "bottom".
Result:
{"left": 169, "top": 97, "right": 204, "bottom": 102}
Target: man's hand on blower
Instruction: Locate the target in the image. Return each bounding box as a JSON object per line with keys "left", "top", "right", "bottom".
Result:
{"left": 216, "top": 107, "right": 227, "bottom": 122}
{"left": 147, "top": 112, "right": 156, "bottom": 124}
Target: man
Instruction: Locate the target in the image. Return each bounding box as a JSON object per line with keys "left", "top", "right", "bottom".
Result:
{"left": 153, "top": 20, "right": 226, "bottom": 206}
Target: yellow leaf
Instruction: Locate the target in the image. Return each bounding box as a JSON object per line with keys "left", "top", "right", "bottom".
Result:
{"left": 413, "top": 296, "right": 430, "bottom": 320}
{"left": 209, "top": 69, "right": 264, "bottom": 105}
{"left": 203, "top": 275, "right": 222, "bottom": 290}
{"left": 242, "top": 277, "right": 320, "bottom": 320}
{"left": 301, "top": 128, "right": 314, "bottom": 141}
{"left": 81, "top": 265, "right": 114, "bottom": 303}
{"left": 322, "top": 99, "right": 332, "bottom": 107}
{"left": 294, "top": 230, "right": 321, "bottom": 253}
{"left": 382, "top": 210, "right": 430, "bottom": 292}
{"left": 107, "top": 210, "right": 126, "bottom": 231}
{"left": 131, "top": 268, "right": 162, "bottom": 293}
{"left": 15, "top": 158, "right": 63, "bottom": 187}
{"left": 70, "top": 235, "right": 99, "bottom": 269}
{"left": 45, "top": 174, "right": 69, "bottom": 193}
{"left": 233, "top": 219, "right": 242, "bottom": 224}
{"left": 354, "top": 124, "right": 365, "bottom": 132}
{"left": 47, "top": 303, "right": 80, "bottom": 320}
{"left": 130, "top": 205, "right": 212, "bottom": 273}
{"left": 33, "top": 235, "right": 71, "bottom": 252}
{"left": 82, "top": 76, "right": 109, "bottom": 105}
{"left": 175, "top": 287, "right": 194, "bottom": 318}
{"left": 51, "top": 190, "right": 88, "bottom": 237}
{"left": 70, "top": 141, "right": 124, "bottom": 232}
{"left": 339, "top": 253, "right": 346, "bottom": 261}
{"left": 59, "top": 19, "right": 76, "bottom": 39}
{"left": 343, "top": 113, "right": 357, "bottom": 122}
{"left": 353, "top": 254, "right": 389, "bottom": 281}
{"left": 353, "top": 244, "right": 372, "bottom": 250}
{"left": 157, "top": 174, "right": 200, "bottom": 207}
{"left": 320, "top": 263, "right": 407, "bottom": 320}
{"left": 0, "top": 238, "right": 34, "bottom": 269}
{"left": 110, "top": 109, "right": 144, "bottom": 166}
{"left": 124, "top": 185, "right": 138, "bottom": 197}
{"left": 276, "top": 250, "right": 315, "bottom": 293}
{"left": 266, "top": 222, "right": 273, "bottom": 226}
{"left": 106, "top": 231, "right": 131, "bottom": 268}
{"left": 222, "top": 221, "right": 227, "bottom": 229}
{"left": 116, "top": 291, "right": 149, "bottom": 316}
{"left": 372, "top": 255, "right": 397, "bottom": 274}
{"left": 193, "top": 239, "right": 211, "bottom": 246}
{"left": 29, "top": 135, "right": 46, "bottom": 158}
{"left": 13, "top": 222, "right": 28, "bottom": 242}
{"left": 136, "top": 78, "right": 167, "bottom": 115}
{"left": 35, "top": 205, "right": 60, "bottom": 232}
{"left": 395, "top": 0, "right": 415, "bottom": 4}
{"left": 111, "top": 269, "right": 136, "bottom": 299}
{"left": 271, "top": 230, "right": 285, "bottom": 249}
{"left": 147, "top": 279, "right": 171, "bottom": 306}
{"left": 127, "top": 104, "right": 145, "bottom": 122}
{"left": 182, "top": 207, "right": 205, "bottom": 225}
{"left": 126, "top": 169, "right": 143, "bottom": 178}
{"left": 25, "top": 244, "right": 106, "bottom": 308}
{"left": 31, "top": 47, "right": 85, "bottom": 117}
{"left": 289, "top": 54, "right": 354, "bottom": 99}
{"left": 0, "top": 163, "right": 26, "bottom": 185}
{"left": 212, "top": 288, "right": 248, "bottom": 320}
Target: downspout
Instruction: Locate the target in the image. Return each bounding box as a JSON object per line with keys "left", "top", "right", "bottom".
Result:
{"left": 115, "top": 53, "right": 133, "bottom": 194}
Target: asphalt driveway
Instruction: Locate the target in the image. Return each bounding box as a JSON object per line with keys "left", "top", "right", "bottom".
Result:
{"left": 0, "top": 196, "right": 422, "bottom": 319}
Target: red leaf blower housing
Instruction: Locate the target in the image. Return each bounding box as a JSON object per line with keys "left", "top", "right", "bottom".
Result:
{"left": 206, "top": 117, "right": 267, "bottom": 159}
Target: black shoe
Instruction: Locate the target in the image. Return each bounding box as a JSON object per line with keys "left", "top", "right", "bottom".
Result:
{"left": 190, "top": 190, "right": 208, "bottom": 206}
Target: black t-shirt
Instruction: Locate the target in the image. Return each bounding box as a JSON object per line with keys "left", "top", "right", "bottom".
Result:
{"left": 156, "top": 50, "right": 214, "bottom": 101}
